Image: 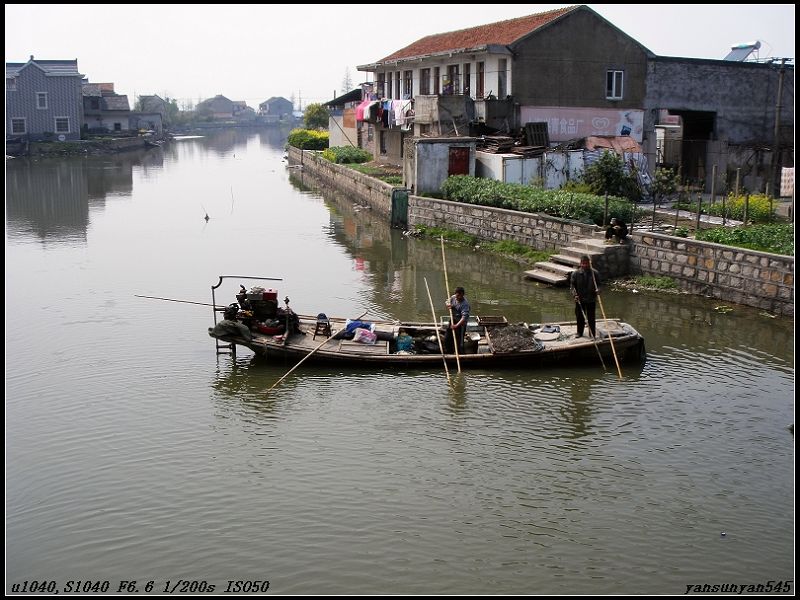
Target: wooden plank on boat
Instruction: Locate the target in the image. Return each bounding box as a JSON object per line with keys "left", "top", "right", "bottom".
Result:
{"left": 338, "top": 339, "right": 390, "bottom": 354}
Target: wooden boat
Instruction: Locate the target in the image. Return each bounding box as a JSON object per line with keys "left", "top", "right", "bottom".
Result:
{"left": 208, "top": 310, "right": 646, "bottom": 369}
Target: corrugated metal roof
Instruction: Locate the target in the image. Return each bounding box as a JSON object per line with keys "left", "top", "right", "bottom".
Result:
{"left": 325, "top": 89, "right": 362, "bottom": 107}
{"left": 375, "top": 6, "right": 577, "bottom": 64}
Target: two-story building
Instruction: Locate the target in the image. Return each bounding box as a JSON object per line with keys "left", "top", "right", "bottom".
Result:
{"left": 258, "top": 97, "right": 294, "bottom": 123}
{"left": 357, "top": 5, "right": 793, "bottom": 194}
{"left": 196, "top": 95, "right": 252, "bottom": 120}
{"left": 6, "top": 56, "right": 84, "bottom": 141}
{"left": 357, "top": 6, "right": 650, "bottom": 166}
{"left": 82, "top": 82, "right": 132, "bottom": 133}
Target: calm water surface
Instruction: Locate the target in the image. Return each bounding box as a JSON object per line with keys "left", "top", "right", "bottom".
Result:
{"left": 6, "top": 129, "right": 794, "bottom": 594}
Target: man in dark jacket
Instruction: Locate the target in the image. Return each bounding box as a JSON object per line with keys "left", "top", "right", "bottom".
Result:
{"left": 605, "top": 217, "right": 629, "bottom": 244}
{"left": 569, "top": 256, "right": 601, "bottom": 338}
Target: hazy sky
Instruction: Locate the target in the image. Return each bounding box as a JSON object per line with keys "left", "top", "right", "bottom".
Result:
{"left": 5, "top": 4, "right": 794, "bottom": 109}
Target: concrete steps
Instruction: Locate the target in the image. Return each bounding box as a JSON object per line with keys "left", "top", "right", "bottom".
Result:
{"left": 524, "top": 234, "right": 629, "bottom": 286}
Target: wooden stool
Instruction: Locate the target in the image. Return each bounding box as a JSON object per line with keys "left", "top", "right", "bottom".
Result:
{"left": 313, "top": 319, "right": 331, "bottom": 340}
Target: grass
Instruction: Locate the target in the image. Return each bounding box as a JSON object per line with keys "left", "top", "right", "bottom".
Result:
{"left": 413, "top": 225, "right": 554, "bottom": 264}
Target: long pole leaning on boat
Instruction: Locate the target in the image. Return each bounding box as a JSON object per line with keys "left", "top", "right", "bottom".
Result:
{"left": 424, "top": 277, "right": 453, "bottom": 388}
{"left": 134, "top": 295, "right": 223, "bottom": 308}
{"left": 440, "top": 236, "right": 462, "bottom": 372}
{"left": 266, "top": 309, "right": 370, "bottom": 394}
{"left": 589, "top": 258, "right": 623, "bottom": 380}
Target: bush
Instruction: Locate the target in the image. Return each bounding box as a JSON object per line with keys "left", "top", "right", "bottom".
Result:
{"left": 321, "top": 146, "right": 372, "bottom": 164}
{"left": 583, "top": 150, "right": 641, "bottom": 201}
{"left": 287, "top": 128, "right": 328, "bottom": 150}
{"left": 705, "top": 193, "right": 775, "bottom": 223}
{"left": 695, "top": 223, "right": 793, "bottom": 255}
{"left": 440, "top": 175, "right": 640, "bottom": 225}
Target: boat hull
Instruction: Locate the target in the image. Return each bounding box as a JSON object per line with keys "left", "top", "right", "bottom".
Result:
{"left": 209, "top": 315, "right": 646, "bottom": 370}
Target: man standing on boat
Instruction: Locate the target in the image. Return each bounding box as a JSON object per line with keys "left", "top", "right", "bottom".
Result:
{"left": 445, "top": 286, "right": 470, "bottom": 353}
{"left": 570, "top": 256, "right": 601, "bottom": 338}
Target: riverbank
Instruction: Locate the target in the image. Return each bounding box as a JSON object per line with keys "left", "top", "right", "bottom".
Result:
{"left": 288, "top": 146, "right": 793, "bottom": 318}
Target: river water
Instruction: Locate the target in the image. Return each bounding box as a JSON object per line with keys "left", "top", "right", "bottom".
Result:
{"left": 6, "top": 128, "right": 794, "bottom": 595}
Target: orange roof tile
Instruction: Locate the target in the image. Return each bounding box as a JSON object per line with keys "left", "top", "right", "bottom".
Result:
{"left": 378, "top": 6, "right": 579, "bottom": 64}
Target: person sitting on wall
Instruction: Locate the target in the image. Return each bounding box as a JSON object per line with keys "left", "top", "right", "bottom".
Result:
{"left": 605, "top": 218, "right": 629, "bottom": 244}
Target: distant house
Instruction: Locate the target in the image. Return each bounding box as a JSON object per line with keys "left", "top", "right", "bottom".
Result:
{"left": 258, "top": 96, "right": 294, "bottom": 122}
{"left": 82, "top": 82, "right": 132, "bottom": 133}
{"left": 6, "top": 55, "right": 84, "bottom": 141}
{"left": 196, "top": 95, "right": 237, "bottom": 119}
{"left": 137, "top": 94, "right": 170, "bottom": 121}
{"left": 325, "top": 89, "right": 362, "bottom": 147}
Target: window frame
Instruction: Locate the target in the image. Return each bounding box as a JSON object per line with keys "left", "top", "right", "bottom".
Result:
{"left": 54, "top": 116, "right": 70, "bottom": 134}
{"left": 606, "top": 70, "right": 624, "bottom": 100}
{"left": 36, "top": 92, "right": 48, "bottom": 109}
{"left": 11, "top": 117, "right": 26, "bottom": 134}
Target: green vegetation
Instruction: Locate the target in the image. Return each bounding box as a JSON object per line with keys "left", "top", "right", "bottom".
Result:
{"left": 481, "top": 239, "right": 555, "bottom": 263}
{"left": 583, "top": 150, "right": 641, "bottom": 201}
{"left": 303, "top": 103, "right": 330, "bottom": 130}
{"left": 346, "top": 163, "right": 403, "bottom": 185}
{"left": 441, "top": 175, "right": 642, "bottom": 225}
{"left": 321, "top": 146, "right": 372, "bottom": 164}
{"left": 674, "top": 226, "right": 690, "bottom": 238}
{"left": 696, "top": 223, "right": 793, "bottom": 256}
{"left": 674, "top": 193, "right": 777, "bottom": 224}
{"left": 632, "top": 275, "right": 677, "bottom": 290}
{"left": 287, "top": 128, "right": 329, "bottom": 150}
{"left": 413, "top": 225, "right": 554, "bottom": 263}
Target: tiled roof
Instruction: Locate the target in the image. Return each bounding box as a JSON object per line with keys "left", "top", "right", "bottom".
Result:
{"left": 377, "top": 6, "right": 578, "bottom": 64}
{"left": 7, "top": 58, "right": 82, "bottom": 77}
{"left": 82, "top": 83, "right": 102, "bottom": 97}
{"left": 102, "top": 95, "right": 130, "bottom": 111}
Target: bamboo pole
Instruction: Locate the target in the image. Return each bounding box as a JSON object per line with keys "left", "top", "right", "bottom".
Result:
{"left": 424, "top": 277, "right": 452, "bottom": 387}
{"left": 588, "top": 259, "right": 622, "bottom": 380}
{"left": 440, "top": 236, "right": 461, "bottom": 372}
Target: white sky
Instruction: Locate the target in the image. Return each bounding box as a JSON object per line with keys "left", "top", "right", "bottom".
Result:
{"left": 5, "top": 4, "right": 795, "bottom": 109}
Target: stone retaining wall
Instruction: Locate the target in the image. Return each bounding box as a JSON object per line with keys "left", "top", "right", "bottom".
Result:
{"left": 630, "top": 232, "right": 793, "bottom": 317}
{"left": 289, "top": 147, "right": 794, "bottom": 317}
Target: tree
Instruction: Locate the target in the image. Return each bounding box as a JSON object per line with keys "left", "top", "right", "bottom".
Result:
{"left": 304, "top": 103, "right": 330, "bottom": 130}
{"left": 584, "top": 150, "right": 640, "bottom": 201}
{"left": 341, "top": 68, "right": 353, "bottom": 95}
{"left": 649, "top": 167, "right": 679, "bottom": 231}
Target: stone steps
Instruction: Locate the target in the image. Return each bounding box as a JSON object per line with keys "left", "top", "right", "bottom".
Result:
{"left": 524, "top": 234, "right": 630, "bottom": 286}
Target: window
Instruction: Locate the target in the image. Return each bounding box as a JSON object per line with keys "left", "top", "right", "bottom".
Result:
{"left": 387, "top": 72, "right": 392, "bottom": 100}
{"left": 463, "top": 63, "right": 471, "bottom": 96}
{"left": 395, "top": 72, "right": 401, "bottom": 100}
{"left": 403, "top": 70, "right": 412, "bottom": 98}
{"left": 606, "top": 70, "right": 623, "bottom": 99}
{"left": 433, "top": 67, "right": 440, "bottom": 95}
{"left": 90, "top": 97, "right": 100, "bottom": 110}
{"left": 477, "top": 62, "right": 485, "bottom": 97}
{"left": 377, "top": 73, "right": 386, "bottom": 98}
{"left": 445, "top": 65, "right": 460, "bottom": 95}
{"left": 419, "top": 68, "right": 430, "bottom": 95}
{"left": 37, "top": 92, "right": 48, "bottom": 109}
{"left": 379, "top": 130, "right": 387, "bottom": 154}
{"left": 55, "top": 117, "right": 70, "bottom": 133}
{"left": 11, "top": 117, "right": 26, "bottom": 134}
{"left": 7, "top": 77, "right": 17, "bottom": 91}
{"left": 498, "top": 59, "right": 507, "bottom": 98}
{"left": 114, "top": 122, "right": 122, "bottom": 131}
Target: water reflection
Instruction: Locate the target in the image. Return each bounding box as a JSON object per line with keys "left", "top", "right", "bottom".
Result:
{"left": 6, "top": 150, "right": 162, "bottom": 244}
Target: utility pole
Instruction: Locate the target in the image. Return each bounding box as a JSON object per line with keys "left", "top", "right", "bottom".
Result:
{"left": 770, "top": 58, "right": 786, "bottom": 198}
